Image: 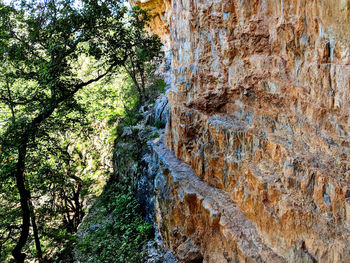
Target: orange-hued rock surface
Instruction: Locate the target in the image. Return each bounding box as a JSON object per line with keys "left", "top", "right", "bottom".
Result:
{"left": 130, "top": 0, "right": 169, "bottom": 45}
{"left": 145, "top": 0, "right": 350, "bottom": 262}
{"left": 152, "top": 138, "right": 287, "bottom": 263}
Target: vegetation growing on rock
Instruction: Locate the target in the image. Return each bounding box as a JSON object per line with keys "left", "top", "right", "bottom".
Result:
{"left": 75, "top": 182, "right": 153, "bottom": 263}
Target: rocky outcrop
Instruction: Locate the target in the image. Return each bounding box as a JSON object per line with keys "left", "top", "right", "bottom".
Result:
{"left": 130, "top": 0, "right": 168, "bottom": 41}
{"left": 140, "top": 0, "right": 350, "bottom": 262}
{"left": 152, "top": 136, "right": 286, "bottom": 262}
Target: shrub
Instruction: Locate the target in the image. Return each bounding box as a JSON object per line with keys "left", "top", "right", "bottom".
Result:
{"left": 77, "top": 182, "right": 153, "bottom": 263}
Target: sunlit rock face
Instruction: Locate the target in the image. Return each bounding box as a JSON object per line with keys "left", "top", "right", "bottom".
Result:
{"left": 142, "top": 0, "right": 350, "bottom": 262}
{"left": 152, "top": 138, "right": 286, "bottom": 263}
{"left": 130, "top": 0, "right": 170, "bottom": 48}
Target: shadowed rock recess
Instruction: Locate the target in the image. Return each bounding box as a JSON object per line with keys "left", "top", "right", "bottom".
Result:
{"left": 137, "top": 0, "right": 350, "bottom": 262}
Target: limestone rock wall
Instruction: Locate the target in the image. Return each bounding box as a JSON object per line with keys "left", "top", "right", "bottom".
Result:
{"left": 142, "top": 0, "right": 350, "bottom": 262}
{"left": 152, "top": 137, "right": 287, "bottom": 263}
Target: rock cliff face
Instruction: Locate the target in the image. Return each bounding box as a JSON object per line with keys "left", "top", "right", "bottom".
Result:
{"left": 142, "top": 0, "right": 350, "bottom": 262}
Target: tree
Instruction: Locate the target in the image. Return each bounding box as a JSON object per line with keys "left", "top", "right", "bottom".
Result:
{"left": 0, "top": 0, "right": 162, "bottom": 261}
{"left": 122, "top": 6, "right": 163, "bottom": 107}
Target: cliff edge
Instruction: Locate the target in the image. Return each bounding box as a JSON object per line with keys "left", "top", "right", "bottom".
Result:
{"left": 139, "top": 0, "right": 350, "bottom": 262}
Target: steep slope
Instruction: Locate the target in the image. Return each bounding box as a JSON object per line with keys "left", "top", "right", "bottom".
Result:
{"left": 139, "top": 0, "right": 350, "bottom": 262}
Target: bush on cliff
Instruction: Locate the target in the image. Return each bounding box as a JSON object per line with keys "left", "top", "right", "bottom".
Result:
{"left": 75, "top": 182, "right": 153, "bottom": 263}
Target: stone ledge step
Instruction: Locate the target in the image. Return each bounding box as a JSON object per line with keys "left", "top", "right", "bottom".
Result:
{"left": 153, "top": 137, "right": 286, "bottom": 263}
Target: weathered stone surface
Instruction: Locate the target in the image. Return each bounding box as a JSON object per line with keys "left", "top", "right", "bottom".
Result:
{"left": 152, "top": 91, "right": 169, "bottom": 128}
{"left": 152, "top": 137, "right": 286, "bottom": 263}
{"left": 130, "top": 0, "right": 169, "bottom": 43}
{"left": 142, "top": 0, "right": 350, "bottom": 262}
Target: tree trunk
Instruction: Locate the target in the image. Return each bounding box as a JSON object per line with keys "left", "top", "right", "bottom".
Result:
{"left": 9, "top": 58, "right": 117, "bottom": 262}
{"left": 73, "top": 183, "right": 84, "bottom": 230}
{"left": 29, "top": 200, "right": 43, "bottom": 261}
{"left": 12, "top": 142, "right": 31, "bottom": 263}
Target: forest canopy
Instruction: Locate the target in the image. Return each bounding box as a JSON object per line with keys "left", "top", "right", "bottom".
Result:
{"left": 0, "top": 0, "right": 162, "bottom": 262}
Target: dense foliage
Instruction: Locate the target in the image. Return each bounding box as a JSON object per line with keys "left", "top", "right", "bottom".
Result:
{"left": 76, "top": 182, "right": 153, "bottom": 263}
{"left": 0, "top": 0, "right": 162, "bottom": 262}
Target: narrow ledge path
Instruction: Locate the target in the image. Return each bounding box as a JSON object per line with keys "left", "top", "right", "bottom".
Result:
{"left": 152, "top": 136, "right": 286, "bottom": 263}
